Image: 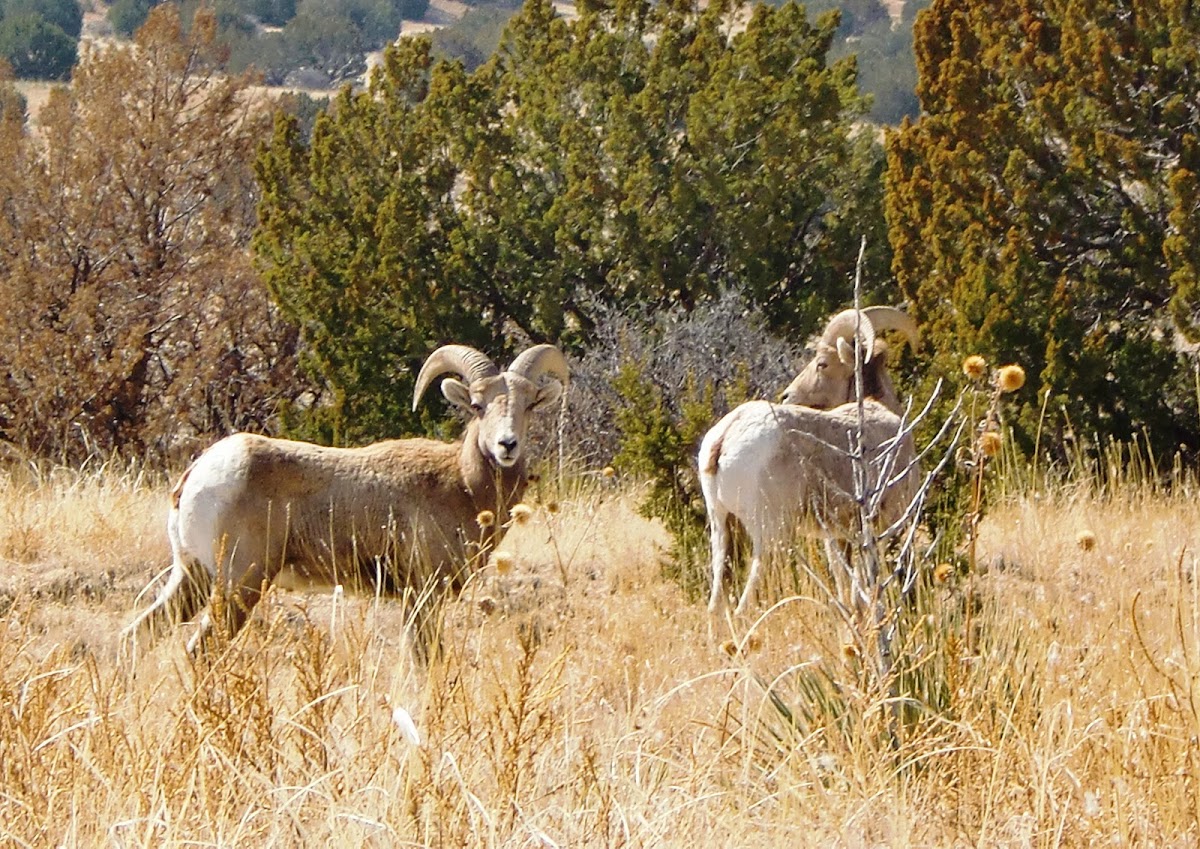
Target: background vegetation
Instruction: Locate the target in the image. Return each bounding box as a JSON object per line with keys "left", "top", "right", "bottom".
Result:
{"left": 888, "top": 0, "right": 1200, "bottom": 463}
{"left": 253, "top": 0, "right": 886, "bottom": 441}
{"left": 0, "top": 9, "right": 309, "bottom": 464}
{"left": 0, "top": 0, "right": 80, "bottom": 79}
{"left": 0, "top": 0, "right": 1194, "bottom": 484}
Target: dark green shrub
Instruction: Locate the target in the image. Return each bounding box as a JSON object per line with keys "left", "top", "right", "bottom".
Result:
{"left": 0, "top": 13, "right": 74, "bottom": 79}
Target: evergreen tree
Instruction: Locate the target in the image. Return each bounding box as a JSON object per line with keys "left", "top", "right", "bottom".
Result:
{"left": 256, "top": 0, "right": 885, "bottom": 440}
{"left": 886, "top": 0, "right": 1200, "bottom": 460}
{"left": 1, "top": 0, "right": 83, "bottom": 38}
{"left": 0, "top": 12, "right": 75, "bottom": 79}
{"left": 108, "top": 0, "right": 154, "bottom": 36}
{"left": 255, "top": 39, "right": 484, "bottom": 442}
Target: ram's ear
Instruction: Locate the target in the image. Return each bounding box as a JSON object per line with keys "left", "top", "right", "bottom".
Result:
{"left": 441, "top": 378, "right": 473, "bottom": 410}
{"left": 530, "top": 380, "right": 564, "bottom": 410}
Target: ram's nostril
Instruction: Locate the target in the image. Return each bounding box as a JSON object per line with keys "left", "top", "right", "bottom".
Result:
{"left": 499, "top": 437, "right": 518, "bottom": 453}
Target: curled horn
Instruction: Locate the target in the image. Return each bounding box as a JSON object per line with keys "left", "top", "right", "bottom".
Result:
{"left": 862, "top": 305, "right": 920, "bottom": 352}
{"left": 413, "top": 345, "right": 500, "bottom": 411}
{"left": 508, "top": 344, "right": 571, "bottom": 388}
{"left": 820, "top": 309, "right": 877, "bottom": 364}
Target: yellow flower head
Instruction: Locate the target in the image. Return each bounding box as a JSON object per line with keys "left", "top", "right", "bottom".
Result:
{"left": 510, "top": 503, "right": 534, "bottom": 525}
{"left": 545, "top": 501, "right": 560, "bottom": 515}
{"left": 492, "top": 550, "right": 515, "bottom": 576}
{"left": 962, "top": 355, "right": 988, "bottom": 381}
{"left": 933, "top": 562, "right": 954, "bottom": 583}
{"left": 601, "top": 466, "right": 616, "bottom": 479}
{"left": 997, "top": 364, "right": 1026, "bottom": 393}
{"left": 842, "top": 643, "right": 860, "bottom": 660}
{"left": 1076, "top": 530, "right": 1097, "bottom": 552}
{"left": 476, "top": 510, "right": 496, "bottom": 529}
{"left": 979, "top": 430, "right": 1003, "bottom": 457}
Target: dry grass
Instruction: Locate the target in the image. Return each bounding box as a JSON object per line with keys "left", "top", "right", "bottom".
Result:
{"left": 1, "top": 457, "right": 1198, "bottom": 847}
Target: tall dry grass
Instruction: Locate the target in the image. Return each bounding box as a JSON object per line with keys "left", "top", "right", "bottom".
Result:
{"left": 1, "top": 453, "right": 1199, "bottom": 847}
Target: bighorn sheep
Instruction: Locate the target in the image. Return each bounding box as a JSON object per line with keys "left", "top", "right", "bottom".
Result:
{"left": 123, "top": 343, "right": 569, "bottom": 656}
{"left": 700, "top": 307, "right": 920, "bottom": 615}
{"left": 780, "top": 306, "right": 919, "bottom": 414}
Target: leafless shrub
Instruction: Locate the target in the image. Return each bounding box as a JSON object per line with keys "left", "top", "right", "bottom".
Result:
{"left": 558, "top": 289, "right": 805, "bottom": 467}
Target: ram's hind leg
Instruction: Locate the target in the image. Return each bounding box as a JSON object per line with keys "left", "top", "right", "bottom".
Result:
{"left": 707, "top": 502, "right": 733, "bottom": 615}
{"left": 188, "top": 542, "right": 274, "bottom": 655}
{"left": 734, "top": 527, "right": 767, "bottom": 616}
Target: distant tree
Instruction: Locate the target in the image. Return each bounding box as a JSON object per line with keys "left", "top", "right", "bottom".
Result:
{"left": 400, "top": 0, "right": 428, "bottom": 19}
{"left": 241, "top": 0, "right": 296, "bottom": 26}
{"left": 275, "top": 10, "right": 364, "bottom": 79}
{"left": 255, "top": 41, "right": 482, "bottom": 441}
{"left": 0, "top": 61, "right": 26, "bottom": 120}
{"left": 107, "top": 0, "right": 154, "bottom": 35}
{"left": 791, "top": 0, "right": 888, "bottom": 36}
{"left": 1, "top": 0, "right": 83, "bottom": 37}
{"left": 0, "top": 12, "right": 75, "bottom": 79}
{"left": 836, "top": 0, "right": 929, "bottom": 124}
{"left": 430, "top": 9, "right": 512, "bottom": 71}
{"left": 0, "top": 6, "right": 308, "bottom": 462}
{"left": 886, "top": 0, "right": 1200, "bottom": 460}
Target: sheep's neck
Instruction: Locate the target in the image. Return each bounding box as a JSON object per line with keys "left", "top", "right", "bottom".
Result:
{"left": 459, "top": 419, "right": 528, "bottom": 527}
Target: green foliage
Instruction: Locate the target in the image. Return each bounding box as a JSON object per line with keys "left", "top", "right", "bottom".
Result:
{"left": 255, "top": 0, "right": 884, "bottom": 441}
{"left": 887, "top": 0, "right": 1200, "bottom": 464}
{"left": 0, "top": 12, "right": 74, "bottom": 79}
{"left": 107, "top": 0, "right": 155, "bottom": 36}
{"left": 399, "top": 0, "right": 428, "bottom": 21}
{"left": 801, "top": 0, "right": 887, "bottom": 35}
{"left": 215, "top": 0, "right": 419, "bottom": 83}
{"left": 1, "top": 0, "right": 82, "bottom": 38}
{"left": 429, "top": 7, "right": 512, "bottom": 71}
{"left": 839, "top": 0, "right": 930, "bottom": 124}
{"left": 242, "top": 0, "right": 296, "bottom": 26}
{"left": 254, "top": 40, "right": 486, "bottom": 441}
{"left": 0, "top": 0, "right": 80, "bottom": 80}
{"left": 778, "top": 0, "right": 930, "bottom": 125}
{"left": 611, "top": 362, "right": 726, "bottom": 596}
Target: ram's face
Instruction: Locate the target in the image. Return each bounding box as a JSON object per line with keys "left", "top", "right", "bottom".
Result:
{"left": 468, "top": 374, "right": 563, "bottom": 468}
{"left": 780, "top": 342, "right": 858, "bottom": 409}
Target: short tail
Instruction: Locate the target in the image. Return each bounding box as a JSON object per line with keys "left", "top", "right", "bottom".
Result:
{"left": 699, "top": 430, "right": 725, "bottom": 477}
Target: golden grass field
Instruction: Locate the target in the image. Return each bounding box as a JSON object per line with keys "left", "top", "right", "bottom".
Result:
{"left": 1, "top": 454, "right": 1199, "bottom": 847}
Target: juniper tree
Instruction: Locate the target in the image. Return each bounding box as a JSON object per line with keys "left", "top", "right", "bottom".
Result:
{"left": 255, "top": 0, "right": 889, "bottom": 440}
{"left": 886, "top": 0, "right": 1200, "bottom": 460}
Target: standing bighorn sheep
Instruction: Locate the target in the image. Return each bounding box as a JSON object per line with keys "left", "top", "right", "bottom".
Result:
{"left": 700, "top": 307, "right": 920, "bottom": 615}
{"left": 123, "top": 343, "right": 569, "bottom": 656}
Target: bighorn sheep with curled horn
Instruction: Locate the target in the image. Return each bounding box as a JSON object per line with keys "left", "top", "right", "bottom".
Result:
{"left": 700, "top": 306, "right": 920, "bottom": 615}
{"left": 122, "top": 343, "right": 569, "bottom": 657}
{"left": 779, "top": 306, "right": 919, "bottom": 414}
